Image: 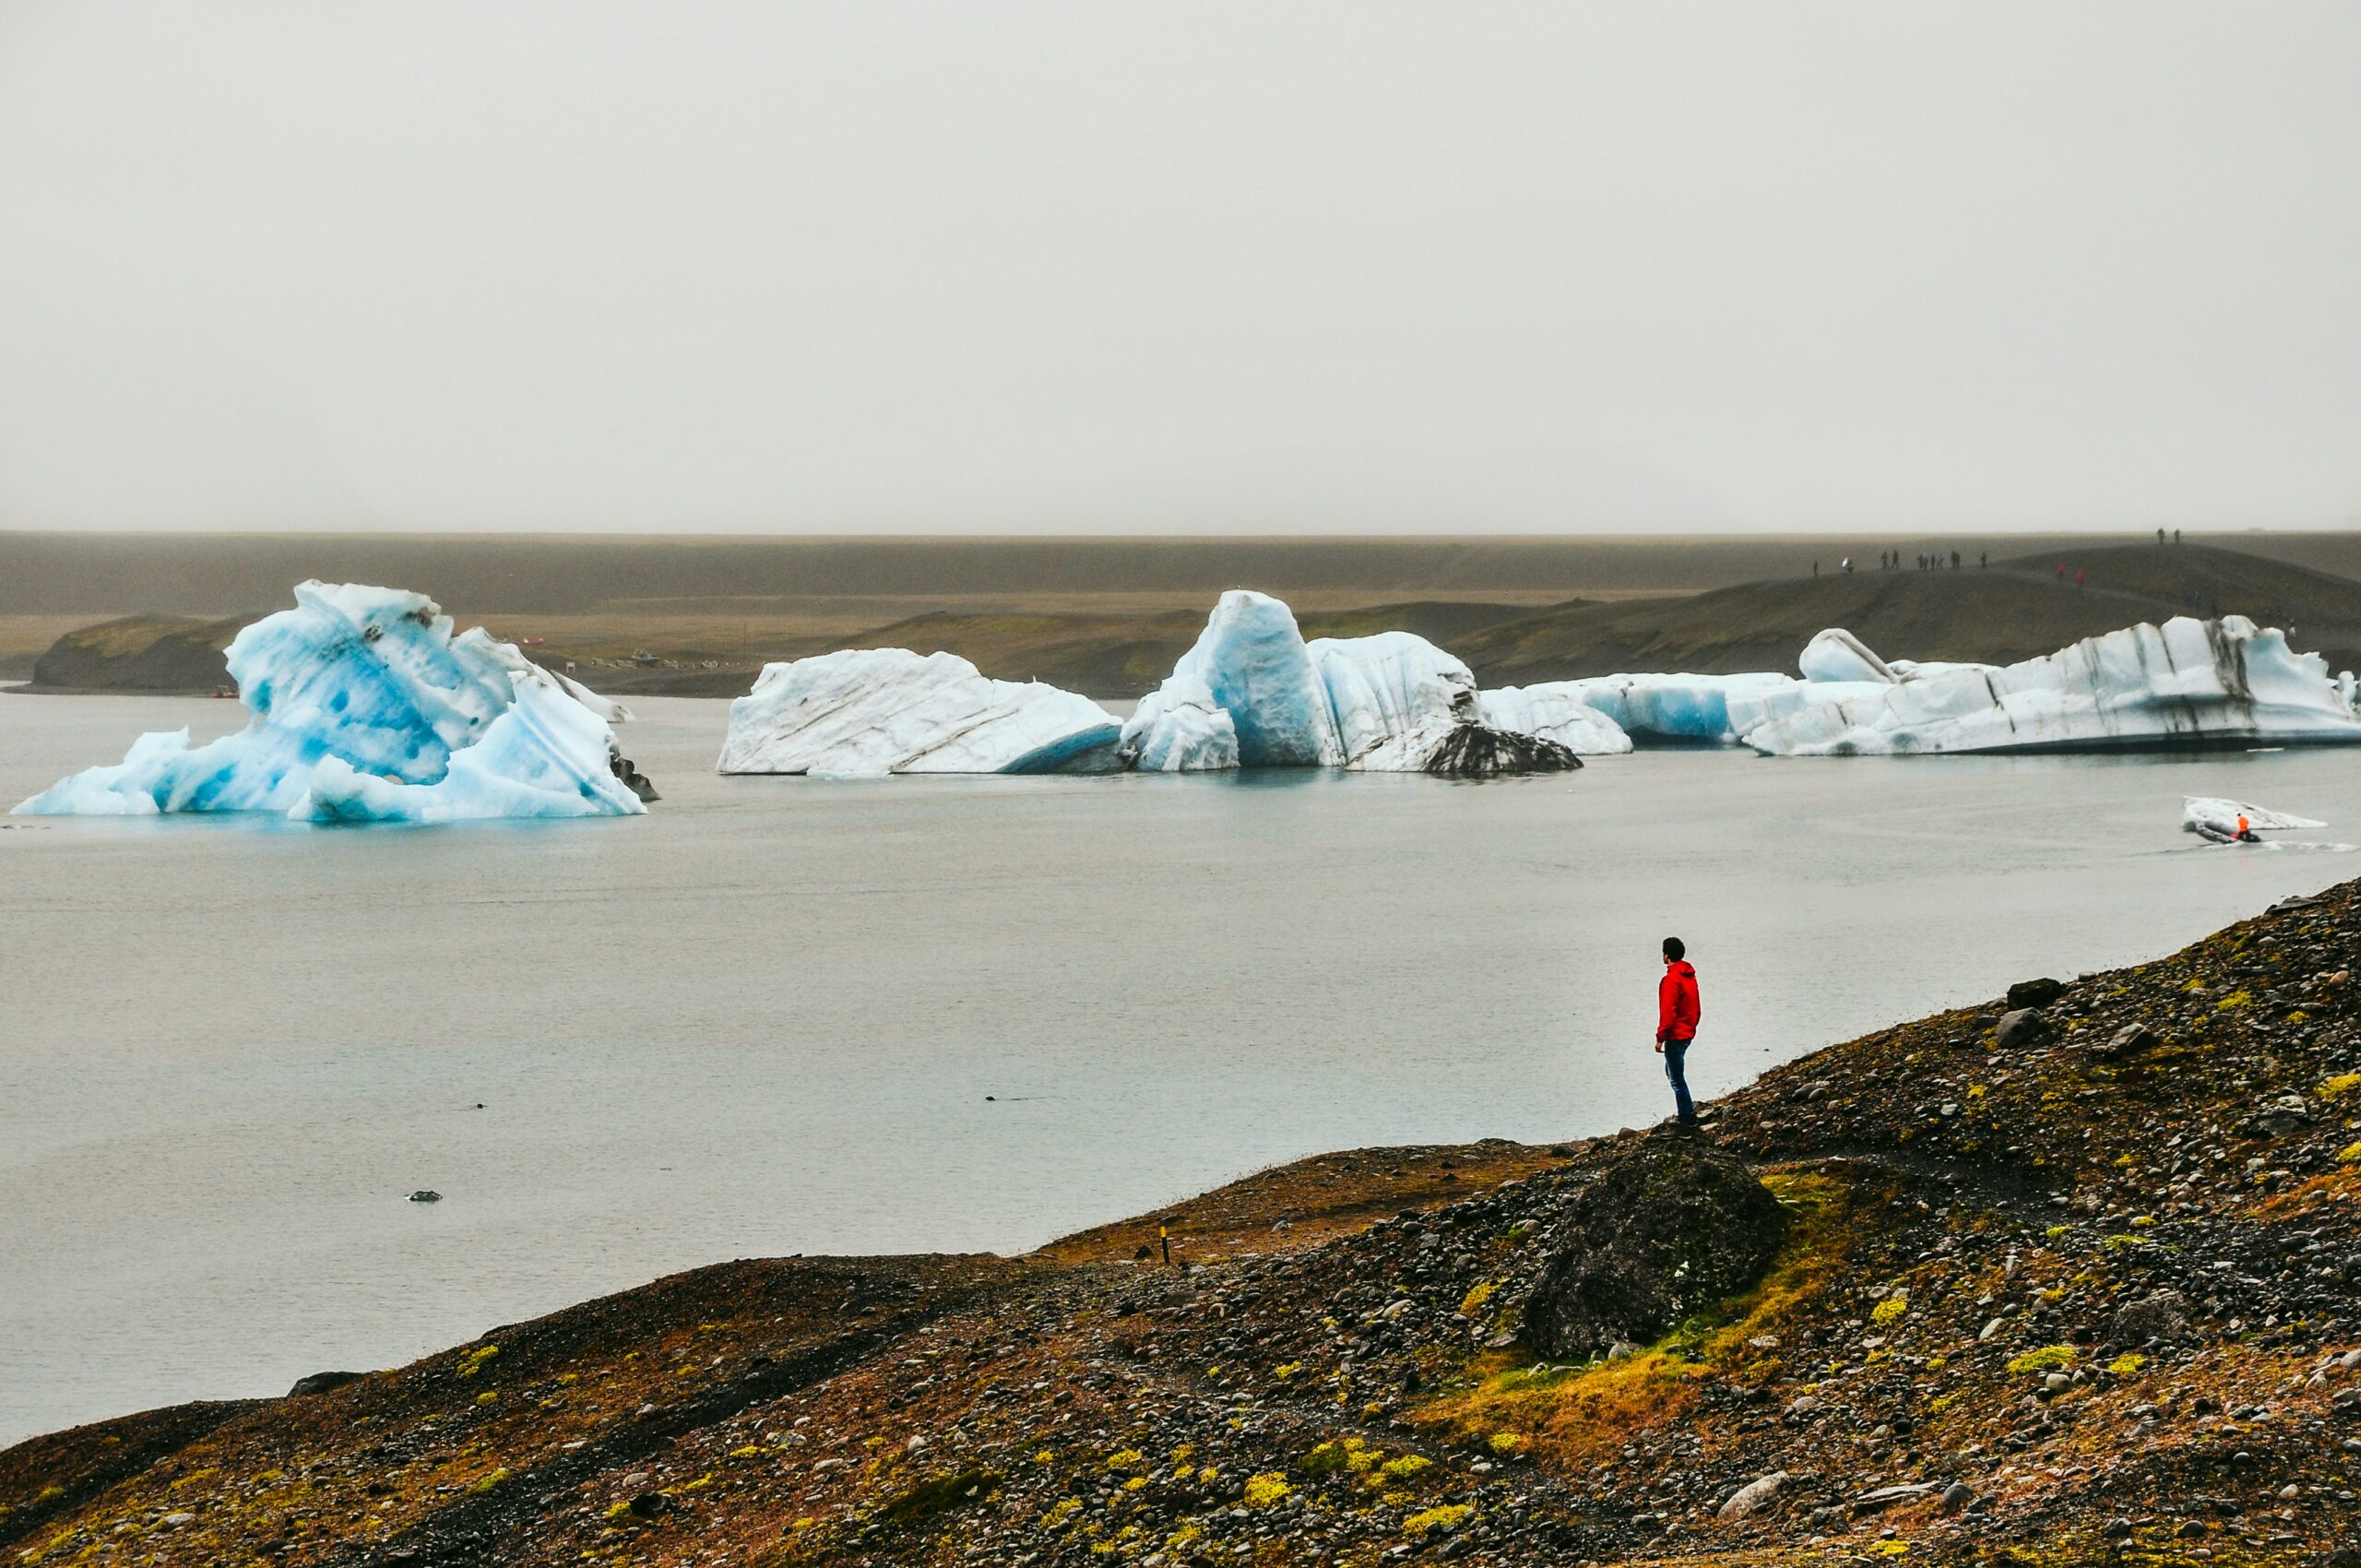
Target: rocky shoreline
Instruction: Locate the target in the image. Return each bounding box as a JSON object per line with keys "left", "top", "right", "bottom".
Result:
{"left": 6, "top": 885, "right": 2361, "bottom": 1566}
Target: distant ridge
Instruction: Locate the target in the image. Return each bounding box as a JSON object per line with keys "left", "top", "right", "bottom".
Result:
{"left": 10, "top": 530, "right": 2361, "bottom": 617}
{"left": 17, "top": 541, "right": 2361, "bottom": 699}
{"left": 1455, "top": 543, "right": 2361, "bottom": 684}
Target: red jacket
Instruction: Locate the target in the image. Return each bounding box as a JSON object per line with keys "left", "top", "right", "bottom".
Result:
{"left": 1657, "top": 960, "right": 1700, "bottom": 1043}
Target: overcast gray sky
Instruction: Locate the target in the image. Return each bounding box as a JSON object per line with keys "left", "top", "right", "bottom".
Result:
{"left": 1, "top": 3, "right": 2355, "bottom": 535}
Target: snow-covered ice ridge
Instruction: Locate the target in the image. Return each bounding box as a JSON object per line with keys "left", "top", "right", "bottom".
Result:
{"left": 717, "top": 649, "right": 1126, "bottom": 776}
{"left": 14, "top": 583, "right": 651, "bottom": 822}
{"left": 1522, "top": 620, "right": 2361, "bottom": 755}
{"left": 1738, "top": 617, "right": 2361, "bottom": 755}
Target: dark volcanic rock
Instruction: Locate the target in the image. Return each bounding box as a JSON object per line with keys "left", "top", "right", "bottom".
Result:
{"left": 286, "top": 1371, "right": 365, "bottom": 1397}
{"left": 2007, "top": 978, "right": 2065, "bottom": 1009}
{"left": 1423, "top": 724, "right": 1582, "bottom": 778}
{"left": 1523, "top": 1136, "right": 1790, "bottom": 1360}
{"left": 610, "top": 747, "right": 659, "bottom": 802}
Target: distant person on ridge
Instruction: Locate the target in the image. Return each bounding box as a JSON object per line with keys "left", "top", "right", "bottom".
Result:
{"left": 1655, "top": 937, "right": 1702, "bottom": 1129}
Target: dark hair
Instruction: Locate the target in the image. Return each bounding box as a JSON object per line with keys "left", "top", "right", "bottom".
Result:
{"left": 1662, "top": 936, "right": 1685, "bottom": 960}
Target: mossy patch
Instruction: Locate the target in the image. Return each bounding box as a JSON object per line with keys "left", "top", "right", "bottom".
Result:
{"left": 877, "top": 1467, "right": 1002, "bottom": 1528}
{"left": 1406, "top": 1170, "right": 1849, "bottom": 1467}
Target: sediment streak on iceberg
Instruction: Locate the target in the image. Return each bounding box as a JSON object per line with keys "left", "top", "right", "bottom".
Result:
{"left": 12, "top": 583, "right": 648, "bottom": 822}
{"left": 716, "top": 648, "right": 1122, "bottom": 775}
{"left": 1741, "top": 617, "right": 2361, "bottom": 756}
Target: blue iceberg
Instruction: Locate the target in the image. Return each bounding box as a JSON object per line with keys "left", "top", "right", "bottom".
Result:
{"left": 13, "top": 582, "right": 650, "bottom": 822}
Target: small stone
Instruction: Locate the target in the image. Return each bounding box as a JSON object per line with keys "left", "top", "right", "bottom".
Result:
{"left": 1996, "top": 1008, "right": 2050, "bottom": 1049}
{"left": 406, "top": 1190, "right": 442, "bottom": 1204}
{"left": 2103, "top": 1517, "right": 2134, "bottom": 1539}
{"left": 2091, "top": 1023, "right": 2160, "bottom": 1061}
{"left": 1940, "top": 1482, "right": 1975, "bottom": 1512}
{"left": 2111, "top": 1290, "right": 2190, "bottom": 1348}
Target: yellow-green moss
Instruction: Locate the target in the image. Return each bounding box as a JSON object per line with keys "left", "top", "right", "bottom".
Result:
{"left": 1241, "top": 1472, "right": 1291, "bottom": 1508}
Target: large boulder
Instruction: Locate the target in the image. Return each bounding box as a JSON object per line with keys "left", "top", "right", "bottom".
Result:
{"left": 1524, "top": 1137, "right": 1791, "bottom": 1361}
{"left": 1995, "top": 1008, "right": 2051, "bottom": 1049}
{"left": 2007, "top": 978, "right": 2065, "bottom": 1009}
{"left": 2108, "top": 1289, "right": 2190, "bottom": 1348}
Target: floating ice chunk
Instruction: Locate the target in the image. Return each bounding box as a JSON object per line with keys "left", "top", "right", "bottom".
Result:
{"left": 304, "top": 677, "right": 649, "bottom": 822}
{"left": 1743, "top": 617, "right": 2361, "bottom": 755}
{"left": 1118, "top": 674, "right": 1240, "bottom": 772}
{"left": 1309, "top": 631, "right": 1481, "bottom": 770}
{"left": 1152, "top": 590, "right": 1345, "bottom": 767}
{"left": 1473, "top": 686, "right": 1634, "bottom": 755}
{"left": 14, "top": 583, "right": 646, "bottom": 820}
{"left": 717, "top": 648, "right": 1121, "bottom": 775}
{"left": 2181, "top": 797, "right": 2327, "bottom": 839}
{"left": 1798, "top": 628, "right": 1897, "bottom": 684}
{"left": 1128, "top": 595, "right": 1576, "bottom": 773}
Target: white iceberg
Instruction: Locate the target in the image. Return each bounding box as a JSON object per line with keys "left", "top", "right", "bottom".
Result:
{"left": 1310, "top": 631, "right": 1484, "bottom": 770}
{"left": 1724, "top": 678, "right": 1892, "bottom": 739}
{"left": 1472, "top": 685, "right": 1634, "bottom": 755}
{"left": 13, "top": 583, "right": 648, "bottom": 822}
{"left": 1742, "top": 617, "right": 2361, "bottom": 755}
{"left": 1122, "top": 592, "right": 1583, "bottom": 774}
{"left": 717, "top": 648, "right": 1122, "bottom": 775}
{"left": 2182, "top": 796, "right": 2327, "bottom": 842}
{"left": 1120, "top": 674, "right": 1240, "bottom": 772}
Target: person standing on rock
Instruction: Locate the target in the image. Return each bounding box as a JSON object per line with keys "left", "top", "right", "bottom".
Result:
{"left": 1656, "top": 937, "right": 1702, "bottom": 1128}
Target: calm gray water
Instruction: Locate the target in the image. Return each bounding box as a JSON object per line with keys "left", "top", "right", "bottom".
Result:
{"left": 3, "top": 692, "right": 2355, "bottom": 1443}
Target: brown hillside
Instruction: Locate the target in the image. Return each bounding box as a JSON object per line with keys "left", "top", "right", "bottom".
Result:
{"left": 1456, "top": 543, "right": 2361, "bottom": 684}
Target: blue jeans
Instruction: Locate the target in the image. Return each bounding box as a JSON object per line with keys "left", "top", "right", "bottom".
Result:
{"left": 1662, "top": 1037, "right": 1696, "bottom": 1123}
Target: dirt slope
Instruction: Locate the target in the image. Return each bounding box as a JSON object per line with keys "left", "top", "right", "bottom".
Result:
{"left": 7, "top": 882, "right": 2360, "bottom": 1567}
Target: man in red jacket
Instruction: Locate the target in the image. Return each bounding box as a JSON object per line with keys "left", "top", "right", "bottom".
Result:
{"left": 1656, "top": 936, "right": 1701, "bottom": 1127}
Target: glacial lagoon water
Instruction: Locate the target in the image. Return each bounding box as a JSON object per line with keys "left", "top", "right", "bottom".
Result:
{"left": 3, "top": 691, "right": 2356, "bottom": 1443}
